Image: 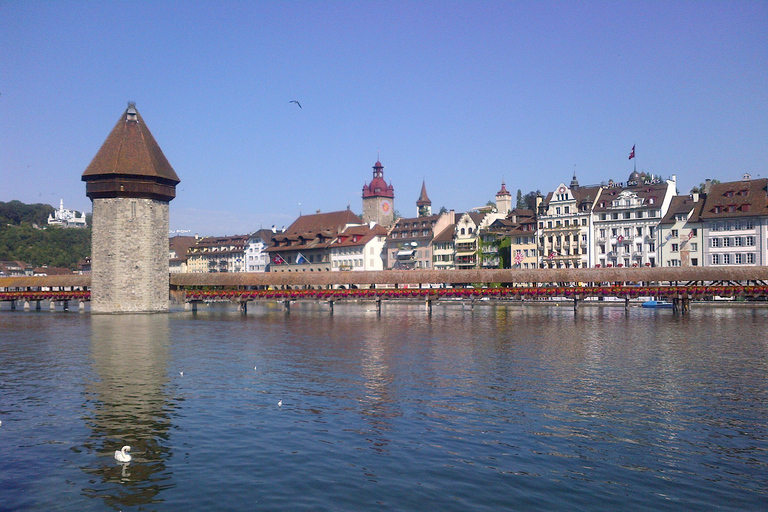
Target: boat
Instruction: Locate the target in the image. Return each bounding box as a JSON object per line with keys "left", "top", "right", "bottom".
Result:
{"left": 642, "top": 299, "right": 673, "bottom": 309}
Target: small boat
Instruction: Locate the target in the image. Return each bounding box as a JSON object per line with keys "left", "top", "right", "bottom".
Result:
{"left": 642, "top": 300, "right": 673, "bottom": 309}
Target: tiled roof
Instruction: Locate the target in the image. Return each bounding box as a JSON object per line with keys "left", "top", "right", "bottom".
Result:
{"left": 660, "top": 195, "right": 704, "bottom": 224}
{"left": 82, "top": 104, "right": 180, "bottom": 183}
{"left": 699, "top": 177, "right": 768, "bottom": 219}
{"left": 417, "top": 181, "right": 431, "bottom": 206}
{"left": 169, "top": 236, "right": 197, "bottom": 260}
{"left": 593, "top": 182, "right": 669, "bottom": 212}
{"left": 268, "top": 210, "right": 362, "bottom": 252}
{"left": 432, "top": 224, "right": 456, "bottom": 243}
{"left": 332, "top": 224, "right": 388, "bottom": 248}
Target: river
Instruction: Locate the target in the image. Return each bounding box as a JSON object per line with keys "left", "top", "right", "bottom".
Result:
{"left": 1, "top": 302, "right": 766, "bottom": 511}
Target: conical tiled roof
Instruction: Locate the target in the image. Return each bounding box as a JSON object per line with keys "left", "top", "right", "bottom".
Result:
{"left": 417, "top": 180, "right": 431, "bottom": 206}
{"left": 82, "top": 103, "right": 180, "bottom": 201}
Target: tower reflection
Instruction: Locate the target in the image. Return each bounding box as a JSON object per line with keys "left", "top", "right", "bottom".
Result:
{"left": 82, "top": 314, "right": 176, "bottom": 509}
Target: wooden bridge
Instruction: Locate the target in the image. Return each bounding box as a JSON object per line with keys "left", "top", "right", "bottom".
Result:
{"left": 2, "top": 267, "right": 768, "bottom": 311}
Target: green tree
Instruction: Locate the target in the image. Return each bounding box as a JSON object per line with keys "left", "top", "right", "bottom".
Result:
{"left": 516, "top": 189, "right": 525, "bottom": 209}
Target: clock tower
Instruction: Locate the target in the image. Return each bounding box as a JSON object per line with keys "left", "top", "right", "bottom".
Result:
{"left": 362, "top": 160, "right": 395, "bottom": 227}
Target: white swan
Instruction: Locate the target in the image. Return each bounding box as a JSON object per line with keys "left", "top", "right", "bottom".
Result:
{"left": 114, "top": 445, "right": 132, "bottom": 462}
{"left": 278, "top": 400, "right": 282, "bottom": 407}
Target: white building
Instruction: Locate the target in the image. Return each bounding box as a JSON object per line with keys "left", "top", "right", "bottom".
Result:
{"left": 330, "top": 222, "right": 388, "bottom": 271}
{"left": 246, "top": 229, "right": 275, "bottom": 272}
{"left": 592, "top": 173, "right": 676, "bottom": 268}
{"left": 47, "top": 199, "right": 87, "bottom": 228}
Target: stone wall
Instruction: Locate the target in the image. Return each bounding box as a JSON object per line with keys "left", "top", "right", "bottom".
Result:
{"left": 91, "top": 198, "right": 169, "bottom": 313}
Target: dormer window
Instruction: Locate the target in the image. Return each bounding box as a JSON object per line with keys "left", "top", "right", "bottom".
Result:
{"left": 725, "top": 190, "right": 734, "bottom": 198}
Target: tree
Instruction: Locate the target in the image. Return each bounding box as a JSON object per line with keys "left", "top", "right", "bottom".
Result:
{"left": 690, "top": 179, "right": 720, "bottom": 194}
{"left": 522, "top": 190, "right": 542, "bottom": 210}
{"left": 516, "top": 189, "right": 525, "bottom": 209}
{"left": 439, "top": 206, "right": 448, "bottom": 214}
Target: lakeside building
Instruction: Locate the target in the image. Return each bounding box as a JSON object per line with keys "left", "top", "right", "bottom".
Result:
{"left": 329, "top": 222, "right": 388, "bottom": 271}
{"left": 536, "top": 173, "right": 601, "bottom": 269}
{"left": 245, "top": 229, "right": 275, "bottom": 273}
{"left": 268, "top": 210, "right": 362, "bottom": 272}
{"left": 47, "top": 199, "right": 87, "bottom": 228}
{"left": 658, "top": 194, "right": 705, "bottom": 267}
{"left": 0, "top": 261, "right": 33, "bottom": 277}
{"left": 432, "top": 216, "right": 457, "bottom": 270}
{"left": 699, "top": 175, "right": 768, "bottom": 266}
{"left": 186, "top": 235, "right": 248, "bottom": 273}
{"left": 169, "top": 235, "right": 197, "bottom": 273}
{"left": 591, "top": 172, "right": 677, "bottom": 268}
{"left": 482, "top": 208, "right": 538, "bottom": 269}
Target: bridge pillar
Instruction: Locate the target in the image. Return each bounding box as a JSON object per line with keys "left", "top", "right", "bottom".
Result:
{"left": 573, "top": 296, "right": 579, "bottom": 312}
{"left": 284, "top": 300, "right": 291, "bottom": 312}
{"left": 36, "top": 300, "right": 41, "bottom": 311}
{"left": 329, "top": 300, "right": 334, "bottom": 314}
{"left": 79, "top": 300, "right": 85, "bottom": 311}
{"left": 63, "top": 300, "right": 69, "bottom": 311}
{"left": 426, "top": 298, "right": 432, "bottom": 314}
{"left": 376, "top": 298, "right": 382, "bottom": 315}
{"left": 191, "top": 301, "right": 198, "bottom": 313}
{"left": 9, "top": 300, "right": 15, "bottom": 311}
{"left": 239, "top": 301, "right": 248, "bottom": 314}
{"left": 625, "top": 297, "right": 630, "bottom": 311}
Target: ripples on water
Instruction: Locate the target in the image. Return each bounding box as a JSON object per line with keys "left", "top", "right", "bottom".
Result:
{"left": 1, "top": 303, "right": 767, "bottom": 511}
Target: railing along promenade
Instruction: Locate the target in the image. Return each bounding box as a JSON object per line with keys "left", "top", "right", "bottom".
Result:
{"left": 2, "top": 267, "right": 768, "bottom": 310}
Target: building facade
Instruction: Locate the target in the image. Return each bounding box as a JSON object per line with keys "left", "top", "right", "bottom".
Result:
{"left": 700, "top": 175, "right": 768, "bottom": 267}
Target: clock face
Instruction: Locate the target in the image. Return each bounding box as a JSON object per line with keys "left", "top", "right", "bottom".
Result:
{"left": 381, "top": 201, "right": 391, "bottom": 213}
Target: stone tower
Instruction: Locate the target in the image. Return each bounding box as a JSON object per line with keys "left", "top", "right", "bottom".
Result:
{"left": 361, "top": 160, "right": 395, "bottom": 227}
{"left": 416, "top": 180, "right": 432, "bottom": 217}
{"left": 495, "top": 180, "right": 512, "bottom": 216}
{"left": 82, "top": 103, "right": 180, "bottom": 313}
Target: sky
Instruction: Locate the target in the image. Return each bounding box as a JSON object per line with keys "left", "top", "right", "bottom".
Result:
{"left": 2, "top": 1, "right": 766, "bottom": 236}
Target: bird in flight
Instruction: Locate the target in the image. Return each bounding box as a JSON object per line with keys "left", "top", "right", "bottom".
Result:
{"left": 289, "top": 100, "right": 301, "bottom": 108}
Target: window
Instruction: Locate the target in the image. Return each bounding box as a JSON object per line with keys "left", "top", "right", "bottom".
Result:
{"left": 735, "top": 254, "right": 743, "bottom": 264}
{"left": 744, "top": 220, "right": 754, "bottom": 230}
{"left": 746, "top": 236, "right": 755, "bottom": 246}
{"left": 691, "top": 258, "right": 698, "bottom": 266}
{"left": 671, "top": 229, "right": 678, "bottom": 238}
{"left": 564, "top": 206, "right": 570, "bottom": 214}
{"left": 723, "top": 237, "right": 731, "bottom": 247}
{"left": 690, "top": 243, "right": 698, "bottom": 251}
{"left": 712, "top": 254, "right": 720, "bottom": 265}
{"left": 582, "top": 219, "right": 587, "bottom": 226}
{"left": 636, "top": 243, "right": 643, "bottom": 253}
{"left": 624, "top": 212, "right": 631, "bottom": 219}
{"left": 599, "top": 229, "right": 606, "bottom": 238}
{"left": 611, "top": 213, "right": 619, "bottom": 220}
{"left": 547, "top": 221, "right": 552, "bottom": 228}
{"left": 747, "top": 253, "right": 755, "bottom": 264}
{"left": 649, "top": 243, "right": 655, "bottom": 252}
{"left": 636, "top": 227, "right": 643, "bottom": 236}
{"left": 671, "top": 244, "right": 679, "bottom": 252}
{"left": 734, "top": 237, "right": 743, "bottom": 247}
{"left": 723, "top": 254, "right": 731, "bottom": 265}
{"left": 556, "top": 207, "right": 561, "bottom": 215}
{"left": 710, "top": 238, "right": 721, "bottom": 248}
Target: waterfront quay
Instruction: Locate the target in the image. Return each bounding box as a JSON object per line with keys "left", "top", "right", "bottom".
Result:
{"left": 2, "top": 266, "right": 768, "bottom": 312}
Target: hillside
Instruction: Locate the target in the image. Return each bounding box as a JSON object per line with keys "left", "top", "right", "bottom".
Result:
{"left": 0, "top": 201, "right": 91, "bottom": 270}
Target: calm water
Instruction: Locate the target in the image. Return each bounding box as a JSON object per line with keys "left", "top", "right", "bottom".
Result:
{"left": 1, "top": 302, "right": 767, "bottom": 511}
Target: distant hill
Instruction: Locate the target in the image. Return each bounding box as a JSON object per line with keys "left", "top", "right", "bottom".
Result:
{"left": 0, "top": 200, "right": 56, "bottom": 227}
{"left": 0, "top": 200, "right": 90, "bottom": 270}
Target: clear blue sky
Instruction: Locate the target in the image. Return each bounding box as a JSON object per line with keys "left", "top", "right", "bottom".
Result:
{"left": 2, "top": 1, "right": 766, "bottom": 236}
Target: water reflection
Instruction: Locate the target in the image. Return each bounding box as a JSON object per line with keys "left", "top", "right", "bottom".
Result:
{"left": 82, "top": 314, "right": 175, "bottom": 509}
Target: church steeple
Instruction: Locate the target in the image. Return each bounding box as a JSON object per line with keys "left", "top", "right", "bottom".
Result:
{"left": 417, "top": 180, "right": 432, "bottom": 217}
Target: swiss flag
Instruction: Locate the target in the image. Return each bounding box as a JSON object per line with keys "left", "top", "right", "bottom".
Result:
{"left": 628, "top": 145, "right": 635, "bottom": 160}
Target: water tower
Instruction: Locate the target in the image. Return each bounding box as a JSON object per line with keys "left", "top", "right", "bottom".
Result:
{"left": 82, "top": 103, "right": 180, "bottom": 313}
